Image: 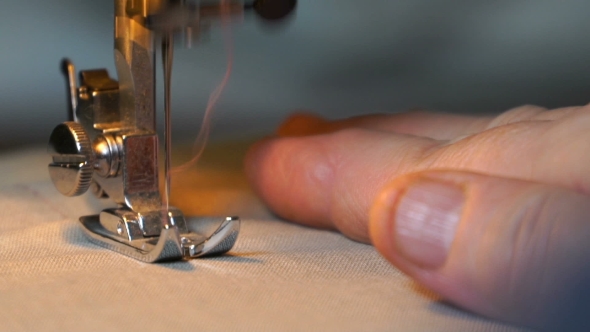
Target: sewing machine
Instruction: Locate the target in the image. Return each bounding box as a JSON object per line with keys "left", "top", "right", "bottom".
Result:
{"left": 46, "top": 0, "right": 296, "bottom": 263}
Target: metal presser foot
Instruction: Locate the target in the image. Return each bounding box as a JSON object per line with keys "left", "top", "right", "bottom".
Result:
{"left": 80, "top": 212, "right": 241, "bottom": 262}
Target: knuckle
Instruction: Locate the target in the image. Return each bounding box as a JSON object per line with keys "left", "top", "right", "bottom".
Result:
{"left": 324, "top": 128, "right": 378, "bottom": 241}
{"left": 487, "top": 189, "right": 555, "bottom": 304}
{"left": 487, "top": 105, "right": 547, "bottom": 129}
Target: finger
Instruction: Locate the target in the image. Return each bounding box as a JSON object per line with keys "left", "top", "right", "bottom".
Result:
{"left": 245, "top": 129, "right": 440, "bottom": 241}
{"left": 278, "top": 111, "right": 492, "bottom": 140}
{"left": 369, "top": 170, "right": 590, "bottom": 330}
{"left": 277, "top": 105, "right": 582, "bottom": 141}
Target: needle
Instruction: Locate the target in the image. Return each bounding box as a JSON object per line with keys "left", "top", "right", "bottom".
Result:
{"left": 162, "top": 33, "right": 174, "bottom": 224}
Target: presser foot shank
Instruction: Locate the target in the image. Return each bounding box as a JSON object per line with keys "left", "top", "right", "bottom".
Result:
{"left": 79, "top": 211, "right": 240, "bottom": 263}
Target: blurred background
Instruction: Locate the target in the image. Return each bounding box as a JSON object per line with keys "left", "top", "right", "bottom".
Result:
{"left": 1, "top": 0, "right": 590, "bottom": 150}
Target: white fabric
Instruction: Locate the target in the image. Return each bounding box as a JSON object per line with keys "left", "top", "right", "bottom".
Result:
{"left": 0, "top": 148, "right": 526, "bottom": 331}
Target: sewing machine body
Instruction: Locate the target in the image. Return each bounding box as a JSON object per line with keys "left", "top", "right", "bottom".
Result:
{"left": 47, "top": 0, "right": 295, "bottom": 262}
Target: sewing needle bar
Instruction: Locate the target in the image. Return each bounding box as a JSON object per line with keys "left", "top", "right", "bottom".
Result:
{"left": 162, "top": 33, "right": 174, "bottom": 225}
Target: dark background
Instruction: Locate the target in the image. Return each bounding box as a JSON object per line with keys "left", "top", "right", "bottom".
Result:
{"left": 1, "top": 0, "right": 589, "bottom": 149}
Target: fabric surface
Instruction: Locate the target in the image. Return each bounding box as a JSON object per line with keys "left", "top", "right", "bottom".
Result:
{"left": 0, "top": 146, "right": 528, "bottom": 331}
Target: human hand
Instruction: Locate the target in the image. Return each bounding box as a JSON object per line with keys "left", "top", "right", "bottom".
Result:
{"left": 244, "top": 105, "right": 590, "bottom": 330}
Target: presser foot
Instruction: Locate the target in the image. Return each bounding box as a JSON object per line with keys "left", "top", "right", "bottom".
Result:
{"left": 78, "top": 209, "right": 240, "bottom": 263}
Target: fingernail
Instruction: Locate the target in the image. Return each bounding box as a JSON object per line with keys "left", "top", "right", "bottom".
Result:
{"left": 277, "top": 113, "right": 327, "bottom": 137}
{"left": 393, "top": 180, "right": 465, "bottom": 269}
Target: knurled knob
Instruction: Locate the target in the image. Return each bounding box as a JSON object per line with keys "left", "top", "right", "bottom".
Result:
{"left": 48, "top": 122, "right": 94, "bottom": 197}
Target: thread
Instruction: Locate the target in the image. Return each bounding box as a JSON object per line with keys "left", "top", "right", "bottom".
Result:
{"left": 172, "top": 0, "right": 234, "bottom": 175}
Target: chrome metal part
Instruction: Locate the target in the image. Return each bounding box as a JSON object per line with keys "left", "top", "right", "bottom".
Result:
{"left": 47, "top": 0, "right": 249, "bottom": 263}
{"left": 93, "top": 134, "right": 123, "bottom": 178}
{"left": 90, "top": 181, "right": 109, "bottom": 199}
{"left": 80, "top": 214, "right": 240, "bottom": 262}
{"left": 146, "top": 0, "right": 244, "bottom": 47}
{"left": 48, "top": 122, "right": 94, "bottom": 197}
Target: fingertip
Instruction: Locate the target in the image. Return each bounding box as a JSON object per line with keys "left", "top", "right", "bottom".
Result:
{"left": 370, "top": 173, "right": 466, "bottom": 269}
{"left": 243, "top": 137, "right": 284, "bottom": 213}
{"left": 244, "top": 137, "right": 272, "bottom": 178}
{"left": 243, "top": 134, "right": 336, "bottom": 228}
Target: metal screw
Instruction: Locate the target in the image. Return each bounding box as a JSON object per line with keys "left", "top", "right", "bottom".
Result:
{"left": 78, "top": 86, "right": 90, "bottom": 100}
